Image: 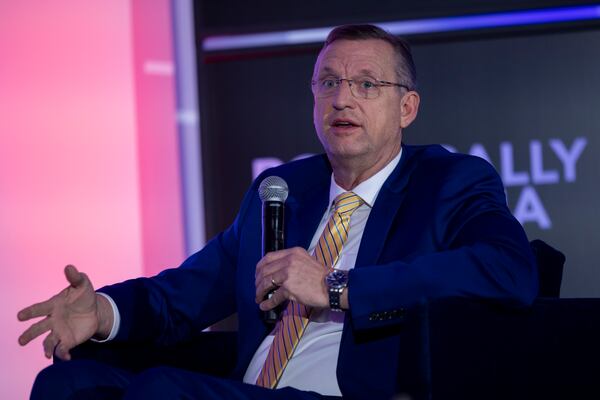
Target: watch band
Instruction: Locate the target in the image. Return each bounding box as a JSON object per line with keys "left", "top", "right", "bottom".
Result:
{"left": 328, "top": 286, "right": 345, "bottom": 311}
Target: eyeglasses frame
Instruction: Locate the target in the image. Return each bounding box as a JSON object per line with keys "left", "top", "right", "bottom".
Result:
{"left": 310, "top": 77, "right": 411, "bottom": 99}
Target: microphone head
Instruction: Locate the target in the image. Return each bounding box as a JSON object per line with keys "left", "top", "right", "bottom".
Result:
{"left": 259, "top": 176, "right": 289, "bottom": 203}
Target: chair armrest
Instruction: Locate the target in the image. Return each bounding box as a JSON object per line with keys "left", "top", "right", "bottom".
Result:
{"left": 397, "top": 298, "right": 600, "bottom": 399}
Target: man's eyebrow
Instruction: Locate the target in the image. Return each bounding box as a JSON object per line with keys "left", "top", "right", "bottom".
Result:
{"left": 318, "top": 66, "right": 380, "bottom": 77}
{"left": 357, "top": 68, "right": 378, "bottom": 77}
{"left": 318, "top": 66, "right": 338, "bottom": 76}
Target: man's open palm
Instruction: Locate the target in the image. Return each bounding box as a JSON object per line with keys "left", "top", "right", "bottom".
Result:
{"left": 17, "top": 265, "right": 102, "bottom": 360}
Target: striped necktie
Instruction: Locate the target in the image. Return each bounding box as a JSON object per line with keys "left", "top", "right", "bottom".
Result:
{"left": 256, "top": 192, "right": 364, "bottom": 389}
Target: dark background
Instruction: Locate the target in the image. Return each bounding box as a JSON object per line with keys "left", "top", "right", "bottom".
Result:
{"left": 193, "top": 1, "right": 600, "bottom": 298}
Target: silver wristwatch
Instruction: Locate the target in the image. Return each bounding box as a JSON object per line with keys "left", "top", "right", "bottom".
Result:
{"left": 325, "top": 269, "right": 349, "bottom": 311}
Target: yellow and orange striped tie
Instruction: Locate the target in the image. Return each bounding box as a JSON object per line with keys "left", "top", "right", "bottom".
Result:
{"left": 256, "top": 192, "right": 364, "bottom": 388}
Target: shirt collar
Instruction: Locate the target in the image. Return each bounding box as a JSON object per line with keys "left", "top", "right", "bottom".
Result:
{"left": 328, "top": 147, "right": 403, "bottom": 209}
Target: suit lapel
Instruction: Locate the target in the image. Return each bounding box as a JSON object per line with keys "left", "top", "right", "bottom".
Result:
{"left": 284, "top": 146, "right": 422, "bottom": 263}
{"left": 285, "top": 160, "right": 331, "bottom": 250}
{"left": 354, "top": 145, "right": 420, "bottom": 268}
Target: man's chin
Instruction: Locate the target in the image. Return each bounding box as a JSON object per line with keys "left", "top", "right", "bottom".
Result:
{"left": 318, "top": 134, "right": 371, "bottom": 161}
{"left": 325, "top": 145, "right": 369, "bottom": 161}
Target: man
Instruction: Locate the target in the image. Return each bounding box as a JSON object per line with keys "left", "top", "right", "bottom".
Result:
{"left": 18, "top": 24, "right": 537, "bottom": 399}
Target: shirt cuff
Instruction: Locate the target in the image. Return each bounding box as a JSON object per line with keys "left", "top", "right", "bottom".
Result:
{"left": 90, "top": 292, "right": 121, "bottom": 342}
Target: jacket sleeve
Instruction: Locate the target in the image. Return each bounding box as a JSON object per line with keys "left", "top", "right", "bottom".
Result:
{"left": 98, "top": 181, "right": 258, "bottom": 345}
{"left": 347, "top": 155, "right": 539, "bottom": 332}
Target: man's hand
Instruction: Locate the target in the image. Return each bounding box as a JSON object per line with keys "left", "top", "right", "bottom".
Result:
{"left": 255, "top": 247, "right": 329, "bottom": 311}
{"left": 17, "top": 265, "right": 113, "bottom": 360}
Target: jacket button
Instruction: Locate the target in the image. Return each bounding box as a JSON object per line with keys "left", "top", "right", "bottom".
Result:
{"left": 369, "top": 312, "right": 381, "bottom": 321}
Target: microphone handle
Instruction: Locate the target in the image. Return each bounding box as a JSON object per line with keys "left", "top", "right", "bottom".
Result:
{"left": 262, "top": 201, "right": 285, "bottom": 324}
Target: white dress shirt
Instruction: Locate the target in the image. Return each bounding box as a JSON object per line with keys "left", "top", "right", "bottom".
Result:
{"left": 243, "top": 150, "right": 402, "bottom": 395}
{"left": 100, "top": 150, "right": 402, "bottom": 396}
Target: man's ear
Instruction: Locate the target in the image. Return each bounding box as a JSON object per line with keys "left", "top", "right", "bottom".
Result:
{"left": 400, "top": 91, "right": 420, "bottom": 129}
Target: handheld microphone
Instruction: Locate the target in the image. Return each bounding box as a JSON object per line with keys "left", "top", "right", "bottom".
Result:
{"left": 258, "top": 176, "right": 288, "bottom": 324}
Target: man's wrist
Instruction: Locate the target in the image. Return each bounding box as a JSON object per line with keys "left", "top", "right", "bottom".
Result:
{"left": 340, "top": 289, "right": 349, "bottom": 310}
{"left": 94, "top": 293, "right": 114, "bottom": 340}
{"left": 325, "top": 269, "right": 350, "bottom": 311}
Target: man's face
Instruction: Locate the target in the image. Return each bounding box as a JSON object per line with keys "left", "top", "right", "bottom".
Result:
{"left": 312, "top": 39, "right": 406, "bottom": 166}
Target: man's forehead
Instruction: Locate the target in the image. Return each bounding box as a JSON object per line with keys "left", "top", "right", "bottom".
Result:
{"left": 314, "top": 39, "right": 395, "bottom": 76}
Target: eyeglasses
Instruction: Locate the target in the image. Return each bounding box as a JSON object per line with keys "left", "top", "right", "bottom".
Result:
{"left": 311, "top": 77, "right": 410, "bottom": 100}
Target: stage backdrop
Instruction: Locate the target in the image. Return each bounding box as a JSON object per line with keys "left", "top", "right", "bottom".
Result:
{"left": 197, "top": 8, "right": 600, "bottom": 299}
{"left": 0, "top": 1, "right": 184, "bottom": 398}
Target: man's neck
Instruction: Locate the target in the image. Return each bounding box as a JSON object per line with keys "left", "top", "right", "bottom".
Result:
{"left": 331, "top": 144, "right": 401, "bottom": 190}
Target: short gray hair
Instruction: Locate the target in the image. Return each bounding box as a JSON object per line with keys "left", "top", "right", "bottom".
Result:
{"left": 323, "top": 24, "right": 417, "bottom": 90}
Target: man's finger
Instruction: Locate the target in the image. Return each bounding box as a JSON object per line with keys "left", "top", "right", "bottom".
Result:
{"left": 42, "top": 332, "right": 58, "bottom": 359}
{"left": 255, "top": 270, "right": 286, "bottom": 303}
{"left": 18, "top": 317, "right": 51, "bottom": 346}
{"left": 54, "top": 341, "right": 72, "bottom": 361}
{"left": 255, "top": 257, "right": 288, "bottom": 288}
{"left": 64, "top": 264, "right": 84, "bottom": 288}
{"left": 256, "top": 247, "right": 303, "bottom": 271}
{"left": 255, "top": 278, "right": 271, "bottom": 303}
{"left": 255, "top": 247, "right": 314, "bottom": 280}
{"left": 259, "top": 288, "right": 287, "bottom": 311}
{"left": 17, "top": 299, "right": 53, "bottom": 322}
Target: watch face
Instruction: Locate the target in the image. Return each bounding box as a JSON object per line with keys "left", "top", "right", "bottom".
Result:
{"left": 326, "top": 269, "right": 348, "bottom": 289}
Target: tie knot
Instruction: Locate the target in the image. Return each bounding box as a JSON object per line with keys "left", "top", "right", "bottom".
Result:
{"left": 333, "top": 192, "right": 364, "bottom": 215}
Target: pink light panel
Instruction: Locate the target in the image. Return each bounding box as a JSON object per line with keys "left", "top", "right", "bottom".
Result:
{"left": 0, "top": 1, "right": 184, "bottom": 397}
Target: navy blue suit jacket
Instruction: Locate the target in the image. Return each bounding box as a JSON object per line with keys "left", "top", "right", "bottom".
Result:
{"left": 101, "top": 144, "right": 538, "bottom": 399}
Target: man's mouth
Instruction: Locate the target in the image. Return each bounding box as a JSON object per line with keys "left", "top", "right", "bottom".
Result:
{"left": 330, "top": 118, "right": 360, "bottom": 129}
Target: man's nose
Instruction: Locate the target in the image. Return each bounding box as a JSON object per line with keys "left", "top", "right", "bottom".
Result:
{"left": 332, "top": 80, "right": 356, "bottom": 110}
